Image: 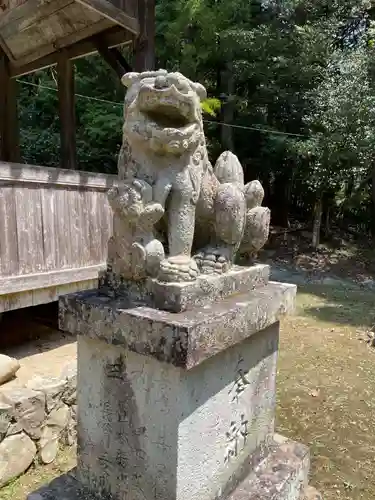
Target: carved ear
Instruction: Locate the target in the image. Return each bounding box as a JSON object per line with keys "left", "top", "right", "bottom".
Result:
{"left": 121, "top": 72, "right": 141, "bottom": 88}
{"left": 192, "top": 82, "right": 207, "bottom": 101}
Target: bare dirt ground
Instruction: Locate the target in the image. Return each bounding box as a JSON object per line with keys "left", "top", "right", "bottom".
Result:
{"left": 259, "top": 225, "right": 375, "bottom": 286}
{"left": 0, "top": 318, "right": 76, "bottom": 389}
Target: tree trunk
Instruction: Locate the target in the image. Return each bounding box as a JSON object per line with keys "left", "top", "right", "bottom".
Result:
{"left": 322, "top": 191, "right": 334, "bottom": 237}
{"left": 271, "top": 174, "right": 291, "bottom": 228}
{"left": 340, "top": 174, "right": 371, "bottom": 215}
{"left": 345, "top": 177, "right": 354, "bottom": 199}
{"left": 371, "top": 164, "right": 375, "bottom": 239}
{"left": 324, "top": 207, "right": 331, "bottom": 237}
{"left": 312, "top": 195, "right": 323, "bottom": 248}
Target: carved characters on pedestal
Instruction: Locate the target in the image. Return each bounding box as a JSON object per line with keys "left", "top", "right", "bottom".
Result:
{"left": 224, "top": 414, "right": 249, "bottom": 464}
{"left": 225, "top": 354, "right": 252, "bottom": 465}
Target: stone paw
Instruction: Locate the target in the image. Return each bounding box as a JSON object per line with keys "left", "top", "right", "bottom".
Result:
{"left": 157, "top": 256, "right": 199, "bottom": 283}
{"left": 130, "top": 242, "right": 147, "bottom": 279}
{"left": 194, "top": 248, "right": 231, "bottom": 275}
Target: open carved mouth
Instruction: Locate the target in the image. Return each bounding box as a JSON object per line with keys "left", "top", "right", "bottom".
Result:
{"left": 144, "top": 106, "right": 191, "bottom": 129}
{"left": 138, "top": 87, "right": 196, "bottom": 131}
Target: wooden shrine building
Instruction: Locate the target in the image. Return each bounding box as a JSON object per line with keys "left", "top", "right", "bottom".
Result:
{"left": 0, "top": 0, "right": 155, "bottom": 165}
{"left": 0, "top": 0, "right": 154, "bottom": 313}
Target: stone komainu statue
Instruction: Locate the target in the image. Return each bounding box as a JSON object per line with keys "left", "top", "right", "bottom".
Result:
{"left": 107, "top": 69, "right": 270, "bottom": 283}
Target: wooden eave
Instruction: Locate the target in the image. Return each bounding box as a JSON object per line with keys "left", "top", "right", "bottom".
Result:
{"left": 0, "top": 0, "right": 139, "bottom": 77}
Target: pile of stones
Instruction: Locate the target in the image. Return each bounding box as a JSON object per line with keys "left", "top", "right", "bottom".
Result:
{"left": 0, "top": 361, "right": 77, "bottom": 487}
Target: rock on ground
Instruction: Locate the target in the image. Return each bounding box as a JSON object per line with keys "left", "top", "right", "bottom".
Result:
{"left": 39, "top": 426, "right": 59, "bottom": 465}
{"left": 60, "top": 362, "right": 77, "bottom": 406}
{"left": 26, "top": 376, "right": 68, "bottom": 412}
{"left": 63, "top": 405, "right": 77, "bottom": 446}
{"left": 0, "top": 432, "right": 36, "bottom": 486}
{"left": 0, "top": 402, "right": 12, "bottom": 437}
{"left": 0, "top": 388, "right": 45, "bottom": 439}
{"left": 0, "top": 354, "right": 20, "bottom": 385}
{"left": 39, "top": 404, "right": 70, "bottom": 464}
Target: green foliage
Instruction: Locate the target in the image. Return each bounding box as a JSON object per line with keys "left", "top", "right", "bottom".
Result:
{"left": 298, "top": 45, "right": 375, "bottom": 192}
{"left": 15, "top": 0, "right": 375, "bottom": 234}
{"left": 18, "top": 54, "right": 125, "bottom": 173}
{"left": 201, "top": 98, "right": 221, "bottom": 116}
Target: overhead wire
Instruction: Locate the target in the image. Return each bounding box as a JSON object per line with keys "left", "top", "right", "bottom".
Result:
{"left": 16, "top": 79, "right": 307, "bottom": 138}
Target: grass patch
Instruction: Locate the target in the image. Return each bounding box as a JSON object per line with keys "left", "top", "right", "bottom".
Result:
{"left": 277, "top": 284, "right": 375, "bottom": 500}
{"left": 2, "top": 285, "right": 375, "bottom": 500}
{"left": 0, "top": 446, "right": 76, "bottom": 500}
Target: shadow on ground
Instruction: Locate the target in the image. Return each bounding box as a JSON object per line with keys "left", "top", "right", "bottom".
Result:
{"left": 0, "top": 302, "right": 75, "bottom": 355}
{"left": 297, "top": 284, "right": 375, "bottom": 328}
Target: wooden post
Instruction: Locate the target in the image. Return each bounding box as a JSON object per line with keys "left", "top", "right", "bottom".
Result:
{"left": 134, "top": 0, "right": 155, "bottom": 71}
{"left": 95, "top": 39, "right": 132, "bottom": 78}
{"left": 57, "top": 51, "right": 77, "bottom": 170}
{"left": 0, "top": 50, "right": 20, "bottom": 162}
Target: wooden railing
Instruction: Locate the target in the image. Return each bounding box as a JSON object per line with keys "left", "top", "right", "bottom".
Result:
{"left": 0, "top": 162, "right": 116, "bottom": 312}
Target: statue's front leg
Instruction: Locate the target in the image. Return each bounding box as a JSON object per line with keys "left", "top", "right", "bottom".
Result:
{"left": 157, "top": 172, "right": 200, "bottom": 283}
{"left": 168, "top": 191, "right": 195, "bottom": 257}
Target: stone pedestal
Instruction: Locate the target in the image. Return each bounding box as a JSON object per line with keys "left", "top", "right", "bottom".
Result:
{"left": 28, "top": 265, "right": 321, "bottom": 500}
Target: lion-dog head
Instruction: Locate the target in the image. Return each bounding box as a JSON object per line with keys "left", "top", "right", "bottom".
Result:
{"left": 121, "top": 70, "right": 207, "bottom": 156}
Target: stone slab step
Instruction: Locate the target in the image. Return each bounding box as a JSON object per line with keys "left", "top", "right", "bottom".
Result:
{"left": 226, "top": 434, "right": 312, "bottom": 500}
{"left": 27, "top": 436, "right": 322, "bottom": 500}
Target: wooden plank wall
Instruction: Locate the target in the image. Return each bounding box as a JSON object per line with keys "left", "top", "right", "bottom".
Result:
{"left": 0, "top": 183, "right": 112, "bottom": 275}
{"left": 0, "top": 162, "right": 116, "bottom": 310}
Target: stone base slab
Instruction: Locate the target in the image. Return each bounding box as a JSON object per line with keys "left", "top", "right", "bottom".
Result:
{"left": 227, "top": 434, "right": 310, "bottom": 500}
{"left": 59, "top": 281, "right": 296, "bottom": 370}
{"left": 100, "top": 264, "right": 270, "bottom": 312}
{"left": 27, "top": 436, "right": 321, "bottom": 500}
